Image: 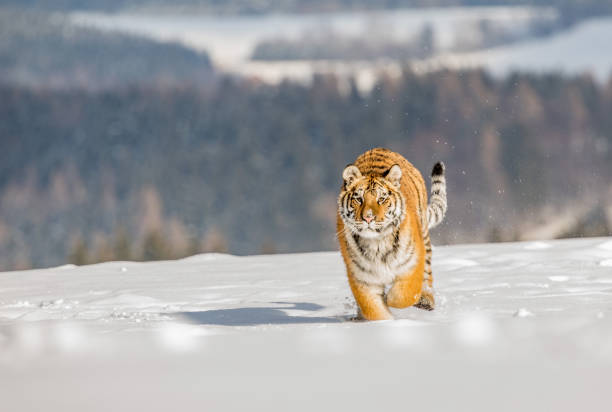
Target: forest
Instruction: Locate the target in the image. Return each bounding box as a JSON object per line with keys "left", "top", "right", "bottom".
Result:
{"left": 0, "top": 9, "right": 213, "bottom": 90}
{"left": 2, "top": 69, "right": 611, "bottom": 270}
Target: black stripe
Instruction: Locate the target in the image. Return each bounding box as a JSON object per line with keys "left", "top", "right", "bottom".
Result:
{"left": 367, "top": 154, "right": 390, "bottom": 163}
{"left": 370, "top": 166, "right": 390, "bottom": 174}
{"left": 395, "top": 252, "right": 415, "bottom": 269}
{"left": 432, "top": 207, "right": 440, "bottom": 223}
{"left": 382, "top": 228, "right": 400, "bottom": 263}
{"left": 404, "top": 170, "right": 424, "bottom": 209}
{"left": 346, "top": 247, "right": 368, "bottom": 273}
{"left": 346, "top": 193, "right": 352, "bottom": 214}
{"left": 403, "top": 236, "right": 415, "bottom": 256}
{"left": 396, "top": 191, "right": 404, "bottom": 221}
{"left": 352, "top": 234, "right": 368, "bottom": 258}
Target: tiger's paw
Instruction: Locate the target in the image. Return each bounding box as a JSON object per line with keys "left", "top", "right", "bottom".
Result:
{"left": 414, "top": 291, "right": 435, "bottom": 311}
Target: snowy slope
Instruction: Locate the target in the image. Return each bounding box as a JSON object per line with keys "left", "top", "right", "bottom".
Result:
{"left": 426, "top": 17, "right": 612, "bottom": 81}
{"left": 1, "top": 238, "right": 612, "bottom": 411}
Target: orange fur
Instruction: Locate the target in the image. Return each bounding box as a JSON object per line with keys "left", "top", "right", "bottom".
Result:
{"left": 337, "top": 148, "right": 436, "bottom": 320}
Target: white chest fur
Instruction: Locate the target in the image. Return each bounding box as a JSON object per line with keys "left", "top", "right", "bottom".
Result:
{"left": 345, "top": 232, "right": 416, "bottom": 286}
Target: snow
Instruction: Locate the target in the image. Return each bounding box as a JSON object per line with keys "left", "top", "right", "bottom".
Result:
{"left": 1, "top": 237, "right": 612, "bottom": 411}
{"left": 513, "top": 307, "right": 535, "bottom": 318}
{"left": 435, "top": 17, "right": 612, "bottom": 81}
{"left": 549, "top": 275, "right": 570, "bottom": 282}
{"left": 523, "top": 241, "right": 552, "bottom": 250}
{"left": 69, "top": 8, "right": 612, "bottom": 87}
{"left": 70, "top": 6, "right": 550, "bottom": 67}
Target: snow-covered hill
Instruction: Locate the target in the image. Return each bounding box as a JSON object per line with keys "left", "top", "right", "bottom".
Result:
{"left": 2, "top": 238, "right": 612, "bottom": 411}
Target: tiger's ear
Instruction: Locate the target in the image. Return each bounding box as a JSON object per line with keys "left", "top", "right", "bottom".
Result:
{"left": 342, "top": 164, "right": 362, "bottom": 187}
{"left": 384, "top": 164, "right": 402, "bottom": 187}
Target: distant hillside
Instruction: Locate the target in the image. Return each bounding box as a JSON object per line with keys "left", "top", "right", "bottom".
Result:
{"left": 1, "top": 70, "right": 611, "bottom": 270}
{"left": 0, "top": 9, "right": 213, "bottom": 89}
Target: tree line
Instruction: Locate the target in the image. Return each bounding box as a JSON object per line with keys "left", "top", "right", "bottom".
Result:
{"left": 1, "top": 68, "right": 611, "bottom": 270}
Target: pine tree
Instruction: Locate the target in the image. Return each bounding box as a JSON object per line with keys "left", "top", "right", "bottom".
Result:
{"left": 113, "top": 227, "right": 131, "bottom": 261}
{"left": 68, "top": 237, "right": 89, "bottom": 266}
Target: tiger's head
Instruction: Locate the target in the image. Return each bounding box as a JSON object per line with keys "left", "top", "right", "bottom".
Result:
{"left": 338, "top": 164, "right": 405, "bottom": 239}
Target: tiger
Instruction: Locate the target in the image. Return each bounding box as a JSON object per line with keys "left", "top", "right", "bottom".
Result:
{"left": 337, "top": 148, "right": 447, "bottom": 321}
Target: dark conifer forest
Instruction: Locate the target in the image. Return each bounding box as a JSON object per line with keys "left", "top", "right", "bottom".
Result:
{"left": 2, "top": 69, "right": 612, "bottom": 270}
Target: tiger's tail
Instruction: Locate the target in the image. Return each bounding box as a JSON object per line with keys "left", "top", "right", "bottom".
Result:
{"left": 427, "top": 161, "right": 447, "bottom": 229}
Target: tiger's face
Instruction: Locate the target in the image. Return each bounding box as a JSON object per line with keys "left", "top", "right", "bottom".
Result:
{"left": 338, "top": 164, "right": 405, "bottom": 239}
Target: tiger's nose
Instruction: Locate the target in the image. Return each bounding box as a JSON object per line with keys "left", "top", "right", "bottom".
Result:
{"left": 363, "top": 211, "right": 374, "bottom": 223}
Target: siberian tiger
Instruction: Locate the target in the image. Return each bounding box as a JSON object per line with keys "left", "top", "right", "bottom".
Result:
{"left": 337, "top": 148, "right": 447, "bottom": 320}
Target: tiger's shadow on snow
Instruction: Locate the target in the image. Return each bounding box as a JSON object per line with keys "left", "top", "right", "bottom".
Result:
{"left": 176, "top": 302, "right": 346, "bottom": 326}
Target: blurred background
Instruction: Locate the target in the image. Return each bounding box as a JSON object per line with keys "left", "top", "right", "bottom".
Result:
{"left": 1, "top": 0, "right": 611, "bottom": 271}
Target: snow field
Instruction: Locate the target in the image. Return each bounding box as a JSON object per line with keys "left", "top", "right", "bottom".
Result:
{"left": 1, "top": 237, "right": 612, "bottom": 411}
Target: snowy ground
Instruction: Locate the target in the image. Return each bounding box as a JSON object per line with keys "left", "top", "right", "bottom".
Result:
{"left": 1, "top": 238, "right": 612, "bottom": 411}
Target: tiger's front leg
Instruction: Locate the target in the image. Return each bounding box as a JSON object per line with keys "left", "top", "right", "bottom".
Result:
{"left": 348, "top": 276, "right": 393, "bottom": 321}
{"left": 386, "top": 256, "right": 425, "bottom": 309}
